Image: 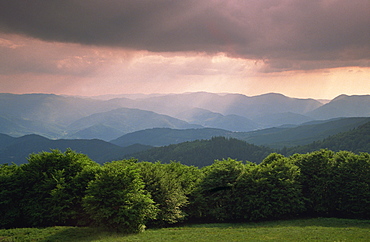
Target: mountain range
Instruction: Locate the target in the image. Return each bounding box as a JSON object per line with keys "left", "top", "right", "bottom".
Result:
{"left": 285, "top": 120, "right": 370, "bottom": 155}
{"left": 1, "top": 91, "right": 370, "bottom": 166}
{"left": 110, "top": 117, "right": 370, "bottom": 149}
{"left": 126, "top": 136, "right": 275, "bottom": 167}
{"left": 121, "top": 120, "right": 370, "bottom": 167}
{"left": 0, "top": 133, "right": 151, "bottom": 165}
{"left": 1, "top": 92, "right": 370, "bottom": 141}
{"left": 1, "top": 117, "right": 369, "bottom": 166}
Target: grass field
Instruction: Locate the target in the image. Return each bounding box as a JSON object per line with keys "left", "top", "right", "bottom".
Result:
{"left": 0, "top": 218, "right": 369, "bottom": 241}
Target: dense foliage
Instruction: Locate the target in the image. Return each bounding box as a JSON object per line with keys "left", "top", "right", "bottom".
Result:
{"left": 1, "top": 148, "right": 369, "bottom": 233}
{"left": 129, "top": 137, "right": 274, "bottom": 167}
{"left": 83, "top": 160, "right": 157, "bottom": 233}
{"left": 122, "top": 120, "right": 370, "bottom": 167}
{"left": 133, "top": 161, "right": 187, "bottom": 226}
{"left": 284, "top": 121, "right": 370, "bottom": 155}
{"left": 1, "top": 149, "right": 99, "bottom": 228}
{"left": 293, "top": 150, "right": 370, "bottom": 218}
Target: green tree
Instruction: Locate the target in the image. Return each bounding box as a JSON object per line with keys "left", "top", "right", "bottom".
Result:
{"left": 260, "top": 153, "right": 286, "bottom": 165}
{"left": 83, "top": 160, "right": 157, "bottom": 233}
{"left": 0, "top": 164, "right": 23, "bottom": 228}
{"left": 330, "top": 151, "right": 370, "bottom": 218}
{"left": 292, "top": 149, "right": 335, "bottom": 216}
{"left": 242, "top": 156, "right": 304, "bottom": 220}
{"left": 134, "top": 162, "right": 189, "bottom": 226}
{"left": 164, "top": 162, "right": 204, "bottom": 221}
{"left": 292, "top": 149, "right": 370, "bottom": 218}
{"left": 19, "top": 149, "right": 99, "bottom": 227}
{"left": 197, "top": 158, "right": 246, "bottom": 221}
{"left": 164, "top": 161, "right": 203, "bottom": 196}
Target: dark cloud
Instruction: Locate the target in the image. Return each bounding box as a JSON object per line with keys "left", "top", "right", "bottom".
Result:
{"left": 0, "top": 0, "right": 369, "bottom": 71}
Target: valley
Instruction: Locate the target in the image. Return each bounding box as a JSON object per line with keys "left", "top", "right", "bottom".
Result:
{"left": 1, "top": 91, "right": 370, "bottom": 166}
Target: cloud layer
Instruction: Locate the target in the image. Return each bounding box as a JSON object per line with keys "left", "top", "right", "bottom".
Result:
{"left": 0, "top": 0, "right": 369, "bottom": 99}
{"left": 1, "top": 0, "right": 369, "bottom": 71}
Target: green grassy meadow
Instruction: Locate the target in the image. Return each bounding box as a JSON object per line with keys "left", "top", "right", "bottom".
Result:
{"left": 1, "top": 218, "right": 369, "bottom": 242}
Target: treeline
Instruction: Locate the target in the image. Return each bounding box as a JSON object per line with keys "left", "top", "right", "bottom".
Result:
{"left": 1, "top": 149, "right": 370, "bottom": 233}
{"left": 129, "top": 136, "right": 274, "bottom": 167}
{"left": 284, "top": 121, "right": 370, "bottom": 155}
{"left": 129, "top": 121, "right": 370, "bottom": 166}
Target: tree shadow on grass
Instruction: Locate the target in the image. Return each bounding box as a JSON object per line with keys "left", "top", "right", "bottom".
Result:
{"left": 27, "top": 218, "right": 370, "bottom": 241}
{"left": 41, "top": 227, "right": 131, "bottom": 242}
{"left": 184, "top": 217, "right": 370, "bottom": 230}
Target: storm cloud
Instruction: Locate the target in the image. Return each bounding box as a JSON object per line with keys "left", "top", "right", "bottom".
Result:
{"left": 0, "top": 0, "right": 369, "bottom": 71}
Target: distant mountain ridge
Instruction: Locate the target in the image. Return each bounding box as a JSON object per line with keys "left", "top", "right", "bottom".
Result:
{"left": 124, "top": 136, "right": 274, "bottom": 167}
{"left": 65, "top": 107, "right": 201, "bottom": 140}
{"left": 0, "top": 134, "right": 151, "bottom": 165}
{"left": 111, "top": 117, "right": 370, "bottom": 149}
{"left": 1, "top": 117, "right": 369, "bottom": 166}
{"left": 1, "top": 92, "right": 370, "bottom": 140}
{"left": 108, "top": 92, "right": 322, "bottom": 120}
{"left": 285, "top": 120, "right": 370, "bottom": 155}
{"left": 123, "top": 120, "right": 370, "bottom": 167}
{"left": 173, "top": 108, "right": 258, "bottom": 132}
{"left": 306, "top": 94, "right": 370, "bottom": 120}
{"left": 232, "top": 117, "right": 370, "bottom": 148}
{"left": 111, "top": 128, "right": 234, "bottom": 147}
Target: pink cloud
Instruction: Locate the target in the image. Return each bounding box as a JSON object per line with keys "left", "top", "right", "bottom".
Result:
{"left": 0, "top": 1, "right": 369, "bottom": 99}
{"left": 0, "top": 0, "right": 368, "bottom": 71}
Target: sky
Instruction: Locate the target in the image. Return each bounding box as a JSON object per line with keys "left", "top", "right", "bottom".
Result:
{"left": 0, "top": 0, "right": 369, "bottom": 99}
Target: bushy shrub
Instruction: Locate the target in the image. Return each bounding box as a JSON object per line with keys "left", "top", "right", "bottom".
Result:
{"left": 83, "top": 160, "right": 157, "bottom": 233}
{"left": 195, "top": 158, "right": 247, "bottom": 221}
{"left": 18, "top": 149, "right": 100, "bottom": 227}
{"left": 0, "top": 164, "right": 23, "bottom": 228}
{"left": 134, "top": 162, "right": 189, "bottom": 226}
{"left": 193, "top": 156, "right": 304, "bottom": 222}
{"left": 239, "top": 155, "right": 304, "bottom": 220}
{"left": 2, "top": 148, "right": 369, "bottom": 230}
{"left": 330, "top": 151, "right": 370, "bottom": 218}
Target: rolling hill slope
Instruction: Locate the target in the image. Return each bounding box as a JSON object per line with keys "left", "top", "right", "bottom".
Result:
{"left": 2, "top": 92, "right": 370, "bottom": 140}
{"left": 173, "top": 108, "right": 258, "bottom": 132}
{"left": 125, "top": 136, "right": 274, "bottom": 167}
{"left": 306, "top": 94, "right": 370, "bottom": 120}
{"left": 233, "top": 117, "right": 370, "bottom": 148}
{"left": 2, "top": 118, "right": 369, "bottom": 166}
{"left": 65, "top": 107, "right": 202, "bottom": 140}
{"left": 0, "top": 134, "right": 151, "bottom": 165}
{"left": 285, "top": 121, "right": 370, "bottom": 155}
{"left": 110, "top": 128, "right": 234, "bottom": 147}
{"left": 107, "top": 92, "right": 323, "bottom": 122}
{"left": 111, "top": 117, "right": 370, "bottom": 149}
{"left": 126, "top": 121, "right": 370, "bottom": 167}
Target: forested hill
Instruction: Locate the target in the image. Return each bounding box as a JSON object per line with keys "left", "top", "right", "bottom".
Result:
{"left": 2, "top": 119, "right": 369, "bottom": 166}
{"left": 110, "top": 117, "right": 370, "bottom": 149}
{"left": 284, "top": 121, "right": 370, "bottom": 155}
{"left": 126, "top": 137, "right": 274, "bottom": 167}
{"left": 128, "top": 121, "right": 370, "bottom": 167}
{"left": 110, "top": 127, "right": 233, "bottom": 147}
{"left": 0, "top": 134, "right": 151, "bottom": 165}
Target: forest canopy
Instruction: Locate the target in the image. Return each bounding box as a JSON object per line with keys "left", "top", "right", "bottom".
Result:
{"left": 1, "top": 149, "right": 369, "bottom": 233}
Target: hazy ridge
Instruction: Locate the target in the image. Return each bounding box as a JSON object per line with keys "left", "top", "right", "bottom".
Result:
{"left": 1, "top": 92, "right": 370, "bottom": 166}
{"left": 2, "top": 92, "right": 368, "bottom": 140}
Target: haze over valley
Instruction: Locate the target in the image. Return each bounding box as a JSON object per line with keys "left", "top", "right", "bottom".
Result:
{"left": 0, "top": 0, "right": 369, "bottom": 166}
{"left": 1, "top": 92, "right": 370, "bottom": 165}
{"left": 1, "top": 2, "right": 370, "bottom": 235}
